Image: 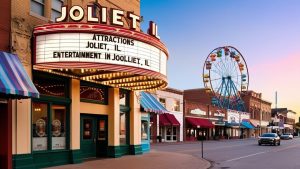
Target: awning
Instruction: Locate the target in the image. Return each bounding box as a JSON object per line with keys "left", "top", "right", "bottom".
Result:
{"left": 159, "top": 114, "right": 171, "bottom": 126}
{"left": 140, "top": 91, "right": 168, "bottom": 114}
{"left": 186, "top": 117, "right": 214, "bottom": 128}
{"left": 241, "top": 121, "right": 255, "bottom": 129}
{"left": 166, "top": 113, "right": 180, "bottom": 126}
{"left": 0, "top": 52, "right": 39, "bottom": 98}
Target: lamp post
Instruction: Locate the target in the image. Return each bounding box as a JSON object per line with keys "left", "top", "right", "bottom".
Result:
{"left": 259, "top": 93, "right": 262, "bottom": 136}
{"left": 197, "top": 125, "right": 203, "bottom": 158}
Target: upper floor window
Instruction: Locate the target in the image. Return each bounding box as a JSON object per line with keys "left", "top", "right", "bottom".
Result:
{"left": 31, "top": 0, "right": 45, "bottom": 16}
{"left": 159, "top": 98, "right": 166, "bottom": 108}
{"left": 174, "top": 100, "right": 180, "bottom": 111}
{"left": 51, "top": 0, "right": 64, "bottom": 21}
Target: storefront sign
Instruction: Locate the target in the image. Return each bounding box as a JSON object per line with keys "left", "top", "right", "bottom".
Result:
{"left": 33, "top": 137, "right": 47, "bottom": 151}
{"left": 190, "top": 109, "right": 206, "bottom": 116}
{"left": 227, "top": 110, "right": 240, "bottom": 123}
{"left": 227, "top": 109, "right": 250, "bottom": 123}
{"left": 35, "top": 33, "right": 167, "bottom": 76}
{"left": 214, "top": 110, "right": 225, "bottom": 117}
{"left": 52, "top": 137, "right": 66, "bottom": 150}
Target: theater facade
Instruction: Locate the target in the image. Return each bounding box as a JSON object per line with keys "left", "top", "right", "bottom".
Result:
{"left": 10, "top": 1, "right": 169, "bottom": 168}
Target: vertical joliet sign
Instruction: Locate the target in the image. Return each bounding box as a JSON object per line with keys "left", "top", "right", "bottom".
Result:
{"left": 33, "top": 3, "right": 169, "bottom": 90}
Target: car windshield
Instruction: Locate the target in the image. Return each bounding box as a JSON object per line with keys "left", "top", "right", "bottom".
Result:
{"left": 261, "top": 133, "right": 275, "bottom": 137}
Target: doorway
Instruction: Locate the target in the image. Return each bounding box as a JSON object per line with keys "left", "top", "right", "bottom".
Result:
{"left": 80, "top": 114, "right": 108, "bottom": 159}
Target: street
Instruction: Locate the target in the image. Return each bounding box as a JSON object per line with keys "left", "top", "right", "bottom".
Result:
{"left": 152, "top": 138, "right": 300, "bottom": 169}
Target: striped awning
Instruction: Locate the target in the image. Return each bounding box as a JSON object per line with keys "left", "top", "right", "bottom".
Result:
{"left": 140, "top": 91, "right": 168, "bottom": 114}
{"left": 0, "top": 51, "right": 39, "bottom": 98}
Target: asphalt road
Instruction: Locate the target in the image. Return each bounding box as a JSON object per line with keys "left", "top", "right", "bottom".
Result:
{"left": 151, "top": 137, "right": 300, "bottom": 169}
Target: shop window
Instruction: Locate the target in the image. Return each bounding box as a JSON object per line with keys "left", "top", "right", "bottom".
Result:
{"left": 32, "top": 102, "right": 68, "bottom": 151}
{"left": 83, "top": 119, "right": 93, "bottom": 139}
{"left": 31, "top": 0, "right": 45, "bottom": 16}
{"left": 174, "top": 100, "right": 180, "bottom": 111}
{"left": 32, "top": 102, "right": 48, "bottom": 151}
{"left": 159, "top": 98, "right": 166, "bottom": 108}
{"left": 120, "top": 111, "right": 128, "bottom": 145}
{"left": 98, "top": 120, "right": 106, "bottom": 141}
{"left": 51, "top": 105, "right": 66, "bottom": 150}
{"left": 173, "top": 127, "right": 177, "bottom": 141}
{"left": 33, "top": 73, "right": 68, "bottom": 98}
{"left": 120, "top": 89, "right": 130, "bottom": 107}
{"left": 80, "top": 83, "right": 108, "bottom": 104}
{"left": 141, "top": 120, "right": 148, "bottom": 140}
{"left": 51, "top": 0, "right": 64, "bottom": 21}
{"left": 166, "top": 127, "right": 172, "bottom": 141}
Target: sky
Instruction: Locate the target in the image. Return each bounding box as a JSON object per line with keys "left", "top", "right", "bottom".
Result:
{"left": 140, "top": 0, "right": 300, "bottom": 118}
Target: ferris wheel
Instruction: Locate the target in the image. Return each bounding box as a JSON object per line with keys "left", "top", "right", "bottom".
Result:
{"left": 203, "top": 46, "right": 249, "bottom": 111}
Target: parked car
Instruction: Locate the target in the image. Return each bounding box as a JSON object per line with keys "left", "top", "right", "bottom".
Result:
{"left": 280, "top": 134, "right": 290, "bottom": 140}
{"left": 258, "top": 133, "right": 280, "bottom": 146}
{"left": 285, "top": 133, "right": 293, "bottom": 139}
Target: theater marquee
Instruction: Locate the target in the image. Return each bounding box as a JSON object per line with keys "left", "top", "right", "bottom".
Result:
{"left": 35, "top": 32, "right": 167, "bottom": 76}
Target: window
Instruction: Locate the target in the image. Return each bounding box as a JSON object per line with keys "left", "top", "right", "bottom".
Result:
{"left": 159, "top": 98, "right": 166, "bottom": 108}
{"left": 51, "top": 105, "right": 66, "bottom": 150}
{"left": 120, "top": 111, "right": 128, "bottom": 145}
{"left": 80, "top": 83, "right": 108, "bottom": 104}
{"left": 141, "top": 120, "right": 148, "bottom": 140}
{"left": 174, "top": 100, "right": 180, "bottom": 111}
{"left": 51, "top": 0, "right": 64, "bottom": 21}
{"left": 83, "top": 119, "right": 93, "bottom": 139}
{"left": 32, "top": 103, "right": 68, "bottom": 151}
{"left": 31, "top": 0, "right": 45, "bottom": 16}
{"left": 32, "top": 102, "right": 48, "bottom": 151}
{"left": 33, "top": 74, "right": 68, "bottom": 98}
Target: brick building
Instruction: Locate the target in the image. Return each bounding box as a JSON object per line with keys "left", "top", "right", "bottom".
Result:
{"left": 5, "top": 0, "right": 170, "bottom": 168}
{"left": 242, "top": 91, "right": 272, "bottom": 136}
{"left": 271, "top": 108, "right": 296, "bottom": 134}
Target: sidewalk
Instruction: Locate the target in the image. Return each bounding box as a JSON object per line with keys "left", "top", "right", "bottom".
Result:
{"left": 45, "top": 150, "right": 211, "bottom": 169}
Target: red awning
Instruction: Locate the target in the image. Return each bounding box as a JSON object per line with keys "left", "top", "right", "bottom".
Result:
{"left": 165, "top": 113, "right": 180, "bottom": 126}
{"left": 159, "top": 114, "right": 171, "bottom": 126}
{"left": 186, "top": 117, "right": 214, "bottom": 128}
{"left": 159, "top": 113, "right": 180, "bottom": 126}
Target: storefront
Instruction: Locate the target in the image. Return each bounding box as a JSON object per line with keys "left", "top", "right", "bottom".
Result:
{"left": 210, "top": 110, "right": 226, "bottom": 140}
{"left": 159, "top": 113, "right": 180, "bottom": 142}
{"left": 183, "top": 101, "right": 214, "bottom": 141}
{"left": 139, "top": 91, "right": 180, "bottom": 144}
{"left": 0, "top": 51, "right": 40, "bottom": 169}
{"left": 12, "top": 2, "right": 169, "bottom": 169}
{"left": 226, "top": 109, "right": 253, "bottom": 139}
{"left": 185, "top": 117, "right": 214, "bottom": 141}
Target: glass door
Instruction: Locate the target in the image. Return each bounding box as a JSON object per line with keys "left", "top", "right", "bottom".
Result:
{"left": 80, "top": 115, "right": 97, "bottom": 159}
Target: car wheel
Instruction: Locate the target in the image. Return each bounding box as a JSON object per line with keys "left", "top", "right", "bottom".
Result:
{"left": 258, "top": 143, "right": 261, "bottom": 146}
{"left": 278, "top": 142, "right": 280, "bottom": 146}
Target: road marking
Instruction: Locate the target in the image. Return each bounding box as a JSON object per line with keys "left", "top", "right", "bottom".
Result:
{"left": 224, "top": 151, "right": 267, "bottom": 162}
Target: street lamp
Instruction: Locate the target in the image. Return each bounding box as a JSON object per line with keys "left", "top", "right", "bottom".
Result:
{"left": 197, "top": 125, "right": 203, "bottom": 158}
